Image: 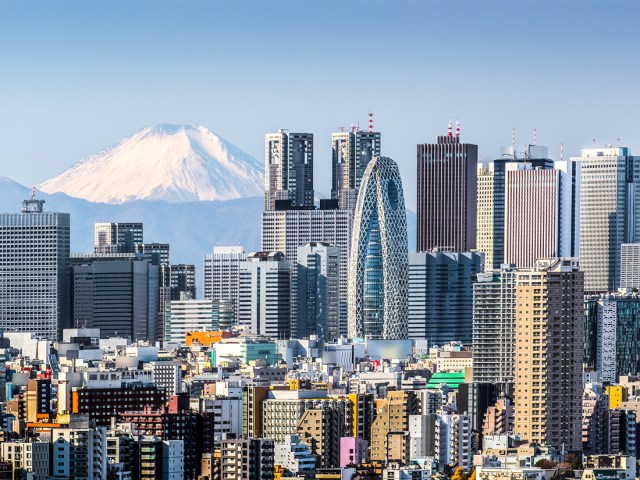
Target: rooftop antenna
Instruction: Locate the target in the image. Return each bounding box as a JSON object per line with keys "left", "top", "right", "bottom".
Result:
{"left": 339, "top": 126, "right": 344, "bottom": 133}
{"left": 512, "top": 128, "right": 515, "bottom": 149}
{"left": 447, "top": 118, "right": 453, "bottom": 137}
{"left": 533, "top": 128, "right": 537, "bottom": 146}
{"left": 593, "top": 138, "right": 596, "bottom": 148}
{"left": 368, "top": 112, "right": 374, "bottom": 133}
{"left": 455, "top": 119, "right": 460, "bottom": 138}
{"left": 30, "top": 186, "right": 36, "bottom": 200}
{"left": 560, "top": 142, "right": 564, "bottom": 161}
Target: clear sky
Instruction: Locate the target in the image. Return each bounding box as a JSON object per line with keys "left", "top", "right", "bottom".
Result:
{"left": 0, "top": 0, "right": 638, "bottom": 207}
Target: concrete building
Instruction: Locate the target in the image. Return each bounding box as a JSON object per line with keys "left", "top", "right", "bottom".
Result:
{"left": 620, "top": 243, "right": 640, "bottom": 290}
{"left": 70, "top": 254, "right": 159, "bottom": 341}
{"left": 274, "top": 434, "right": 316, "bottom": 475}
{"left": 472, "top": 265, "right": 517, "bottom": 384}
{"left": 50, "top": 422, "right": 108, "bottom": 480}
{"left": 0, "top": 194, "right": 70, "bottom": 340}
{"left": 94, "top": 222, "right": 143, "bottom": 254}
{"left": 264, "top": 130, "right": 314, "bottom": 211}
{"left": 417, "top": 124, "right": 478, "bottom": 252}
{"left": 514, "top": 258, "right": 584, "bottom": 452}
{"left": 476, "top": 145, "right": 577, "bottom": 270}
{"left": 297, "top": 408, "right": 344, "bottom": 468}
{"left": 238, "top": 251, "right": 292, "bottom": 339}
{"left": 348, "top": 156, "right": 409, "bottom": 339}
{"left": 221, "top": 438, "right": 274, "bottom": 480}
{"left": 409, "top": 414, "right": 436, "bottom": 460}
{"left": 296, "top": 242, "right": 340, "bottom": 341}
{"left": 197, "top": 396, "right": 243, "bottom": 447}
{"left": 370, "top": 391, "right": 420, "bottom": 463}
{"left": 145, "top": 361, "right": 182, "bottom": 395}
{"left": 408, "top": 250, "right": 484, "bottom": 344}
{"left": 203, "top": 246, "right": 246, "bottom": 328}
{"left": 331, "top": 126, "right": 381, "bottom": 211}
{"left": 572, "top": 146, "right": 640, "bottom": 293}
{"left": 262, "top": 206, "right": 352, "bottom": 337}
{"left": 0, "top": 440, "right": 50, "bottom": 480}
{"left": 482, "top": 397, "right": 514, "bottom": 436}
{"left": 164, "top": 299, "right": 215, "bottom": 344}
{"left": 435, "top": 411, "right": 472, "bottom": 470}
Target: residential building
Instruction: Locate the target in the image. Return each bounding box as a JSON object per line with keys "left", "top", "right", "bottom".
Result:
{"left": 274, "top": 434, "right": 316, "bottom": 475}
{"left": 331, "top": 126, "right": 381, "bottom": 211}
{"left": 435, "top": 411, "right": 473, "bottom": 470}
{"left": 370, "top": 391, "right": 420, "bottom": 463}
{"left": 408, "top": 250, "right": 483, "bottom": 344}
{"left": 472, "top": 265, "right": 517, "bottom": 384}
{"left": 297, "top": 242, "right": 340, "bottom": 340}
{"left": 221, "top": 438, "right": 274, "bottom": 480}
{"left": 0, "top": 440, "right": 50, "bottom": 480}
{"left": 264, "top": 130, "right": 314, "bottom": 211}
{"left": 50, "top": 421, "right": 108, "bottom": 480}
{"left": 409, "top": 414, "right": 436, "bottom": 460}
{"left": 514, "top": 258, "right": 584, "bottom": 451}
{"left": 348, "top": 156, "right": 409, "bottom": 339}
{"left": 145, "top": 361, "right": 182, "bottom": 395}
{"left": 417, "top": 124, "right": 478, "bottom": 252}
{"left": 620, "top": 243, "right": 640, "bottom": 290}
{"left": 0, "top": 194, "right": 70, "bottom": 340}
{"left": 238, "top": 251, "right": 292, "bottom": 339}
{"left": 572, "top": 146, "right": 640, "bottom": 293}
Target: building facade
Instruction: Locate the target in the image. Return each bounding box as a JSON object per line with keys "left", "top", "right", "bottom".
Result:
{"left": 572, "top": 146, "right": 640, "bottom": 292}
{"left": 264, "top": 130, "right": 314, "bottom": 211}
{"left": 164, "top": 299, "right": 216, "bottom": 344}
{"left": 408, "top": 250, "right": 483, "bottom": 345}
{"left": 514, "top": 258, "right": 584, "bottom": 452}
{"left": 94, "top": 222, "right": 143, "bottom": 254}
{"left": 348, "top": 156, "right": 409, "bottom": 339}
{"left": 203, "top": 246, "right": 246, "bottom": 328}
{"left": 296, "top": 242, "right": 340, "bottom": 341}
{"left": 331, "top": 128, "right": 381, "bottom": 211}
{"left": 417, "top": 128, "right": 478, "bottom": 252}
{"left": 472, "top": 265, "right": 517, "bottom": 384}
{"left": 0, "top": 195, "right": 70, "bottom": 341}
{"left": 238, "top": 252, "right": 292, "bottom": 339}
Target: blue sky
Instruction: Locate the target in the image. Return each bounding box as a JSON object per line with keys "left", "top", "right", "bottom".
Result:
{"left": 0, "top": 0, "right": 638, "bottom": 207}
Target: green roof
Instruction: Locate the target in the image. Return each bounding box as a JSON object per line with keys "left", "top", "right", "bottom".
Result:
{"left": 426, "top": 370, "right": 466, "bottom": 389}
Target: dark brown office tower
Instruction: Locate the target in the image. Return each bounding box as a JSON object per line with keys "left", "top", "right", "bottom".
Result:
{"left": 417, "top": 123, "right": 478, "bottom": 252}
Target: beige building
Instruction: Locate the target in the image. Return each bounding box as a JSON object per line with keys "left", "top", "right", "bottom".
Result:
{"left": 370, "top": 390, "right": 419, "bottom": 463}
{"left": 297, "top": 408, "right": 341, "bottom": 468}
{"left": 514, "top": 258, "right": 583, "bottom": 452}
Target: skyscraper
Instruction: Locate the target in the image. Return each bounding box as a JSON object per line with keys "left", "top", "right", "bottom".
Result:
{"left": 238, "top": 252, "right": 292, "bottom": 339}
{"left": 472, "top": 265, "right": 517, "bottom": 385}
{"left": 70, "top": 254, "right": 159, "bottom": 341}
{"left": 417, "top": 123, "right": 478, "bottom": 252}
{"left": 94, "top": 222, "right": 143, "bottom": 254}
{"left": 261, "top": 206, "right": 352, "bottom": 337}
{"left": 477, "top": 144, "right": 578, "bottom": 270}
{"left": 348, "top": 156, "right": 408, "bottom": 339}
{"left": 331, "top": 126, "right": 381, "bottom": 211}
{"left": 0, "top": 193, "right": 70, "bottom": 341}
{"left": 296, "top": 242, "right": 340, "bottom": 341}
{"left": 264, "top": 130, "right": 314, "bottom": 211}
{"left": 408, "top": 250, "right": 484, "bottom": 345}
{"left": 514, "top": 258, "right": 583, "bottom": 452}
{"left": 572, "top": 146, "right": 640, "bottom": 293}
{"left": 204, "top": 246, "right": 246, "bottom": 327}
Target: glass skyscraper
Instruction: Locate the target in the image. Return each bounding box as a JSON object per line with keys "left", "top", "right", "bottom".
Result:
{"left": 348, "top": 156, "right": 408, "bottom": 339}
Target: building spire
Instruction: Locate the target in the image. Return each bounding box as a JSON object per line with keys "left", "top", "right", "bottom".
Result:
{"left": 368, "top": 112, "right": 374, "bottom": 133}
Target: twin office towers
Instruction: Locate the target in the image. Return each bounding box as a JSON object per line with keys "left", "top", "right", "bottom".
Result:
{"left": 238, "top": 126, "right": 409, "bottom": 340}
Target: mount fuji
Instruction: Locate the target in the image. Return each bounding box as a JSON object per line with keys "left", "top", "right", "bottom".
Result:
{"left": 39, "top": 124, "right": 264, "bottom": 204}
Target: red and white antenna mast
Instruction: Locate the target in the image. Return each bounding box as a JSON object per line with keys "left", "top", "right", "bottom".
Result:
{"left": 455, "top": 119, "right": 460, "bottom": 138}
{"left": 533, "top": 128, "right": 537, "bottom": 146}
{"left": 368, "top": 112, "right": 374, "bottom": 132}
{"left": 447, "top": 118, "right": 453, "bottom": 137}
{"left": 512, "top": 128, "right": 515, "bottom": 149}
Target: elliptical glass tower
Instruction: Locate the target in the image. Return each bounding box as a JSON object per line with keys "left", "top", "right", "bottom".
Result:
{"left": 348, "top": 156, "right": 408, "bottom": 339}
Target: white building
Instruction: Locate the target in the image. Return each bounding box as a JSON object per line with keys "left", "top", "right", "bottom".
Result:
{"left": 274, "top": 434, "right": 316, "bottom": 474}
{"left": 383, "top": 463, "right": 434, "bottom": 479}
{"left": 435, "top": 412, "right": 472, "bottom": 470}
{"left": 51, "top": 424, "right": 108, "bottom": 480}
{"left": 145, "top": 361, "right": 182, "bottom": 395}
{"left": 0, "top": 440, "right": 50, "bottom": 480}
{"left": 162, "top": 440, "right": 184, "bottom": 480}
{"left": 203, "top": 246, "right": 246, "bottom": 329}
{"left": 164, "top": 299, "right": 215, "bottom": 344}
{"left": 197, "top": 396, "right": 243, "bottom": 446}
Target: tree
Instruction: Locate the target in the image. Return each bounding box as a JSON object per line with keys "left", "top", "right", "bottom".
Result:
{"left": 535, "top": 459, "right": 557, "bottom": 469}
{"left": 451, "top": 467, "right": 469, "bottom": 480}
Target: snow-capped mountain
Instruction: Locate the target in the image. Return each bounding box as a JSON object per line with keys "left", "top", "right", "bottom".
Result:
{"left": 39, "top": 124, "right": 264, "bottom": 204}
